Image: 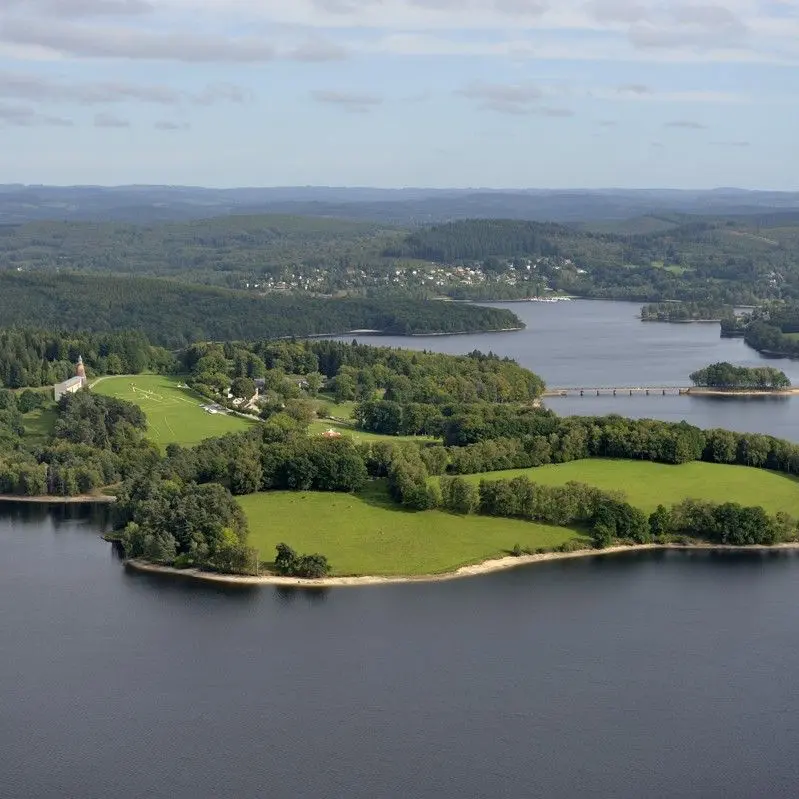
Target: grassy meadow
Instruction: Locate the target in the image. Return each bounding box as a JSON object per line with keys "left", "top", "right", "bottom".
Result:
{"left": 238, "top": 481, "right": 582, "bottom": 576}
{"left": 22, "top": 405, "right": 58, "bottom": 444}
{"left": 94, "top": 374, "right": 254, "bottom": 447}
{"left": 454, "top": 459, "right": 799, "bottom": 516}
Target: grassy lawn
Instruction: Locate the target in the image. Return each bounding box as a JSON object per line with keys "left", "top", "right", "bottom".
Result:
{"left": 308, "top": 417, "right": 437, "bottom": 444}
{"left": 94, "top": 374, "right": 254, "bottom": 447}
{"left": 238, "top": 481, "right": 582, "bottom": 576}
{"left": 22, "top": 404, "right": 58, "bottom": 444}
{"left": 454, "top": 459, "right": 799, "bottom": 516}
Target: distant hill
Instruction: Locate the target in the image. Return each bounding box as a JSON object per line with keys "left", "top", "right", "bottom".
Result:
{"left": 2, "top": 185, "right": 799, "bottom": 225}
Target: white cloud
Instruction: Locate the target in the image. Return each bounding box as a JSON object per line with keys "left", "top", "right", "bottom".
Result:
{"left": 311, "top": 89, "right": 383, "bottom": 112}
{"left": 0, "top": 0, "right": 796, "bottom": 68}
{"left": 94, "top": 111, "right": 131, "bottom": 127}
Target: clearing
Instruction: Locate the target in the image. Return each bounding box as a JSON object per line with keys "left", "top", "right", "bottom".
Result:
{"left": 238, "top": 481, "right": 581, "bottom": 576}
{"left": 94, "top": 374, "right": 254, "bottom": 447}
{"left": 454, "top": 459, "right": 799, "bottom": 516}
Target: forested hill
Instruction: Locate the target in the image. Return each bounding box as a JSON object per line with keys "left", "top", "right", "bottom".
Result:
{"left": 4, "top": 211, "right": 799, "bottom": 305}
{"left": 0, "top": 272, "right": 521, "bottom": 347}
{"left": 383, "top": 220, "right": 568, "bottom": 261}
{"left": 0, "top": 214, "right": 396, "bottom": 286}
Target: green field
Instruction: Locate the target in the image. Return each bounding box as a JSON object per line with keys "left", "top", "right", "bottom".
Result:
{"left": 22, "top": 405, "right": 57, "bottom": 444}
{"left": 238, "top": 481, "right": 581, "bottom": 576}
{"left": 94, "top": 374, "right": 254, "bottom": 447}
{"left": 455, "top": 459, "right": 799, "bottom": 516}
{"left": 308, "top": 418, "right": 436, "bottom": 443}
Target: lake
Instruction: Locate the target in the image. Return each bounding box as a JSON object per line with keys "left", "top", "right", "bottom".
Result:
{"left": 4, "top": 503, "right": 799, "bottom": 798}
{"left": 6, "top": 299, "right": 799, "bottom": 798}
{"left": 335, "top": 300, "right": 799, "bottom": 439}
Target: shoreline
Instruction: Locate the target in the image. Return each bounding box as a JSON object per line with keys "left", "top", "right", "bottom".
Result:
{"left": 125, "top": 542, "right": 799, "bottom": 589}
{"left": 0, "top": 493, "right": 116, "bottom": 504}
{"left": 688, "top": 387, "right": 799, "bottom": 397}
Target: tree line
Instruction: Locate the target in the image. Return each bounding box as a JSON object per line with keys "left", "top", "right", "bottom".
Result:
{"left": 641, "top": 302, "right": 731, "bottom": 322}
{"left": 438, "top": 475, "right": 796, "bottom": 549}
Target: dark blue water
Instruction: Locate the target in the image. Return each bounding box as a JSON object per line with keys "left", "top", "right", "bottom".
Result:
{"left": 4, "top": 504, "right": 799, "bottom": 799}
{"left": 336, "top": 300, "right": 799, "bottom": 439}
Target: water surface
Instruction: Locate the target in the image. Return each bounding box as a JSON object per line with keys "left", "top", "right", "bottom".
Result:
{"left": 336, "top": 300, "right": 799, "bottom": 438}
{"left": 3, "top": 505, "right": 799, "bottom": 798}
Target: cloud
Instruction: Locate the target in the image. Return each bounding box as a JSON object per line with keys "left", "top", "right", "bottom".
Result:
{"left": 651, "top": 141, "right": 665, "bottom": 148}
{"left": 711, "top": 140, "right": 751, "bottom": 147}
{"left": 617, "top": 83, "right": 651, "bottom": 95}
{"left": 284, "top": 38, "right": 348, "bottom": 61}
{"left": 154, "top": 119, "right": 189, "bottom": 130}
{"left": 94, "top": 111, "right": 131, "bottom": 127}
{"left": 4, "top": 0, "right": 154, "bottom": 17}
{"left": 538, "top": 106, "right": 574, "bottom": 117}
{"left": 311, "top": 89, "right": 383, "bottom": 112}
{"left": 0, "top": 102, "right": 72, "bottom": 127}
{"left": 0, "top": 71, "right": 249, "bottom": 106}
{"left": 1, "top": 0, "right": 797, "bottom": 73}
{"left": 458, "top": 81, "right": 543, "bottom": 114}
{"left": 664, "top": 120, "right": 707, "bottom": 129}
{"left": 0, "top": 18, "right": 277, "bottom": 62}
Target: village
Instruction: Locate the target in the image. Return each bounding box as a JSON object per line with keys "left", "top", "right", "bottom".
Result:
{"left": 239, "top": 255, "right": 585, "bottom": 296}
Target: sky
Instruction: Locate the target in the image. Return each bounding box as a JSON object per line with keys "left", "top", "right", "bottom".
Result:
{"left": 0, "top": 0, "right": 797, "bottom": 189}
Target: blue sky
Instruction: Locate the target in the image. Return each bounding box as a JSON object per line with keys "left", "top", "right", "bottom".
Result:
{"left": 0, "top": 0, "right": 797, "bottom": 188}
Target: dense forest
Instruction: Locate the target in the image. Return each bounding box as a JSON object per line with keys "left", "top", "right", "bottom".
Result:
{"left": 0, "top": 272, "right": 522, "bottom": 347}
{"left": 383, "top": 220, "right": 567, "bottom": 262}
{"left": 182, "top": 339, "right": 544, "bottom": 413}
{"left": 0, "top": 329, "right": 175, "bottom": 388}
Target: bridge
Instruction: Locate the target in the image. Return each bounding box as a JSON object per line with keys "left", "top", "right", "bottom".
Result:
{"left": 544, "top": 386, "right": 691, "bottom": 397}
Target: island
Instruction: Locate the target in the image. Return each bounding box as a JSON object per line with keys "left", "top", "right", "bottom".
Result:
{"left": 689, "top": 362, "right": 792, "bottom": 394}
{"left": 641, "top": 302, "right": 731, "bottom": 323}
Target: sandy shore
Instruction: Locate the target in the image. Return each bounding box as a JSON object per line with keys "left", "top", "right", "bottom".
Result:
{"left": 125, "top": 542, "right": 799, "bottom": 589}
{"left": 0, "top": 494, "right": 116, "bottom": 504}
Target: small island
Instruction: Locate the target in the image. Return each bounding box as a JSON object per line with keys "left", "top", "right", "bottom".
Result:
{"left": 689, "top": 362, "right": 792, "bottom": 394}
{"left": 641, "top": 302, "right": 732, "bottom": 323}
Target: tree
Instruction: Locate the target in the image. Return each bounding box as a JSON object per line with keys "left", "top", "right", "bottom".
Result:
{"left": 649, "top": 505, "right": 673, "bottom": 537}
{"left": 231, "top": 376, "right": 256, "bottom": 400}
{"left": 274, "top": 543, "right": 298, "bottom": 575}
{"left": 304, "top": 372, "right": 324, "bottom": 396}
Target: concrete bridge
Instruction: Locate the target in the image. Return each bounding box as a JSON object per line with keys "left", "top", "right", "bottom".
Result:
{"left": 544, "top": 386, "right": 691, "bottom": 397}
